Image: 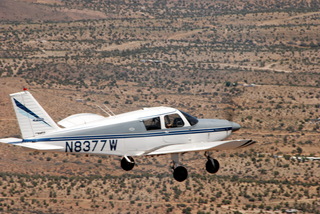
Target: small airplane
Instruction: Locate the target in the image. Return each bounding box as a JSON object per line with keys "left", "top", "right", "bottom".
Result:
{"left": 0, "top": 89, "right": 255, "bottom": 182}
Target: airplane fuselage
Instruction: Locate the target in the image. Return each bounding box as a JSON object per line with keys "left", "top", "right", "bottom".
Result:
{"left": 22, "top": 117, "right": 234, "bottom": 157}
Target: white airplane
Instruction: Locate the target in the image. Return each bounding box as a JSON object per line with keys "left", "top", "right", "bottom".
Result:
{"left": 0, "top": 89, "right": 255, "bottom": 182}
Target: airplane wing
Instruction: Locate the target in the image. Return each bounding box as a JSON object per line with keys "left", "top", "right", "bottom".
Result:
{"left": 141, "top": 139, "right": 255, "bottom": 156}
{"left": 0, "top": 138, "right": 64, "bottom": 151}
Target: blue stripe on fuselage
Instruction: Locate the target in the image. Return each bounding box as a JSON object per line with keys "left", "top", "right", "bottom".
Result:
{"left": 20, "top": 127, "right": 232, "bottom": 143}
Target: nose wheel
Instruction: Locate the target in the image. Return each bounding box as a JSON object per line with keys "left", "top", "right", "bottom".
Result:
{"left": 205, "top": 152, "right": 220, "bottom": 174}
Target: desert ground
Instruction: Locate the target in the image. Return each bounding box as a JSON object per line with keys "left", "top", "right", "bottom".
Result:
{"left": 0, "top": 0, "right": 320, "bottom": 213}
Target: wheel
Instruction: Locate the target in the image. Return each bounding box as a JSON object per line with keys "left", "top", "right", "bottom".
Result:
{"left": 121, "top": 156, "right": 135, "bottom": 171}
{"left": 206, "top": 158, "right": 220, "bottom": 174}
{"left": 173, "top": 166, "right": 188, "bottom": 182}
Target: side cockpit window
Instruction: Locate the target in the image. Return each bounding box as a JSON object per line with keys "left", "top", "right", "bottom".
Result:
{"left": 180, "top": 110, "right": 198, "bottom": 126}
{"left": 143, "top": 117, "right": 161, "bottom": 131}
{"left": 164, "top": 114, "right": 184, "bottom": 128}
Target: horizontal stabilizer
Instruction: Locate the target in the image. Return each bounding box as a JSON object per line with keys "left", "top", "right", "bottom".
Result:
{"left": 142, "top": 139, "right": 255, "bottom": 156}
{"left": 0, "top": 138, "right": 23, "bottom": 144}
{"left": 0, "top": 138, "right": 63, "bottom": 151}
{"left": 13, "top": 142, "right": 64, "bottom": 151}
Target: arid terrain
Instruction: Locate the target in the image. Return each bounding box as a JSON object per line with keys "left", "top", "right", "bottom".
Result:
{"left": 0, "top": 0, "right": 320, "bottom": 213}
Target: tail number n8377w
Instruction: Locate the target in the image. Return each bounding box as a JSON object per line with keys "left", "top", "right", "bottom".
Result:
{"left": 65, "top": 140, "right": 118, "bottom": 153}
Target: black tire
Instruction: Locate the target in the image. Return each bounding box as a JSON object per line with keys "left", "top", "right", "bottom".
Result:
{"left": 121, "top": 156, "right": 135, "bottom": 171}
{"left": 206, "top": 158, "right": 220, "bottom": 174}
{"left": 173, "top": 166, "right": 188, "bottom": 182}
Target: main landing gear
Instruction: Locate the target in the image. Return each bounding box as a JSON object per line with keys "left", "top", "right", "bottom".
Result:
{"left": 121, "top": 156, "right": 135, "bottom": 171}
{"left": 173, "top": 166, "right": 188, "bottom": 182}
{"left": 171, "top": 154, "right": 188, "bottom": 182}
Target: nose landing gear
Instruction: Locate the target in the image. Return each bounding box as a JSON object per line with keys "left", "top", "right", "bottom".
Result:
{"left": 206, "top": 157, "right": 220, "bottom": 174}
{"left": 205, "top": 152, "right": 220, "bottom": 174}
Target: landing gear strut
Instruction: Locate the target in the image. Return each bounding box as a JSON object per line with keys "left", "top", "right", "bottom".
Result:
{"left": 121, "top": 156, "right": 135, "bottom": 171}
{"left": 205, "top": 152, "right": 220, "bottom": 174}
{"left": 171, "top": 154, "right": 188, "bottom": 182}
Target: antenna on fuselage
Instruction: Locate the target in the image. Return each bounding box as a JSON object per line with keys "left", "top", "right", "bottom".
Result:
{"left": 103, "top": 104, "right": 116, "bottom": 116}
{"left": 96, "top": 104, "right": 116, "bottom": 117}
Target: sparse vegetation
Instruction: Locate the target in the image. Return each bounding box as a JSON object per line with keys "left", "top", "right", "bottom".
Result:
{"left": 0, "top": 0, "right": 320, "bottom": 213}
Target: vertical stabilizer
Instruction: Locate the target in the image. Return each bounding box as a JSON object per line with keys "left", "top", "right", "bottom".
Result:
{"left": 10, "top": 90, "right": 60, "bottom": 138}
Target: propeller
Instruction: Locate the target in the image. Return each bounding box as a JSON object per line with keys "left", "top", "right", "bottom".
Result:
{"left": 224, "top": 106, "right": 235, "bottom": 121}
{"left": 220, "top": 93, "right": 236, "bottom": 121}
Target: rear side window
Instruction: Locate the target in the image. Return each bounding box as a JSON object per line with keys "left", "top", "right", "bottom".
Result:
{"left": 143, "top": 117, "right": 161, "bottom": 131}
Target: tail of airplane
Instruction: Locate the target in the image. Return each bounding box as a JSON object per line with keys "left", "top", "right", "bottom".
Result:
{"left": 10, "top": 89, "right": 60, "bottom": 138}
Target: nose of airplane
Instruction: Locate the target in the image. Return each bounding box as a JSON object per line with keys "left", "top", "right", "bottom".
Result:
{"left": 231, "top": 122, "right": 241, "bottom": 132}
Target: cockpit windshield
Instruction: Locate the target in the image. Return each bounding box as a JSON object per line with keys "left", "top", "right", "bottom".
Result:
{"left": 180, "top": 110, "right": 199, "bottom": 126}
